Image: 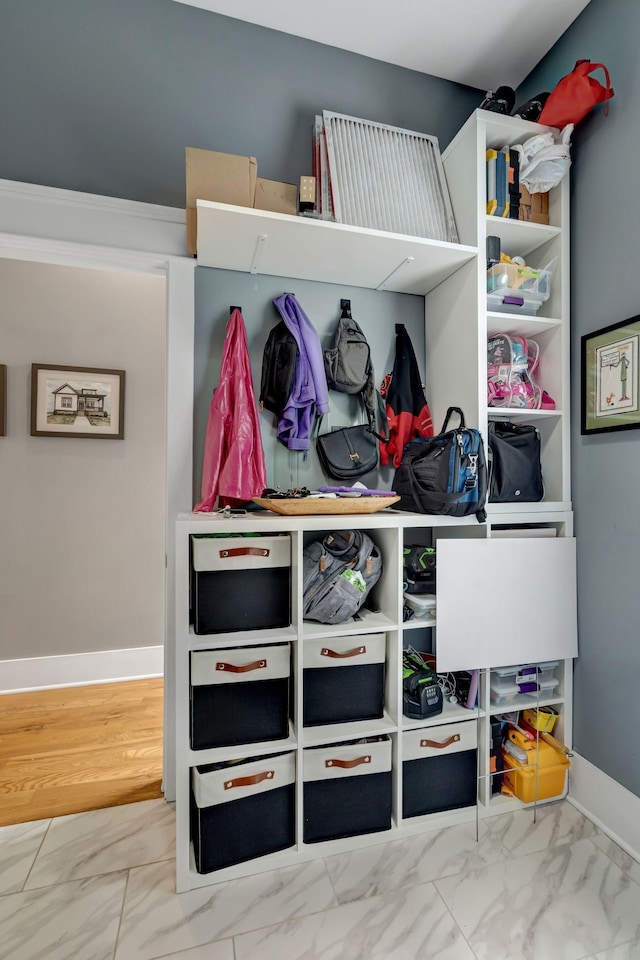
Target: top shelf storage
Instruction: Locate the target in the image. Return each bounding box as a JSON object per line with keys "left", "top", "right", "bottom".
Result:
{"left": 196, "top": 200, "right": 477, "bottom": 295}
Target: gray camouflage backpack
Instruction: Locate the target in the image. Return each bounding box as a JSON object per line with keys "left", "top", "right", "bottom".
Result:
{"left": 323, "top": 302, "right": 389, "bottom": 442}
{"left": 302, "top": 530, "right": 383, "bottom": 624}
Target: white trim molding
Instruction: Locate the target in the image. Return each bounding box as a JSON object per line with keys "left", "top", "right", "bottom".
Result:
{"left": 0, "top": 646, "right": 164, "bottom": 694}
{"left": 0, "top": 178, "right": 189, "bottom": 258}
{"left": 568, "top": 752, "right": 640, "bottom": 864}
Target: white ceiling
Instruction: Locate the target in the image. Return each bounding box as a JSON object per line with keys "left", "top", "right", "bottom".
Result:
{"left": 173, "top": 0, "right": 590, "bottom": 90}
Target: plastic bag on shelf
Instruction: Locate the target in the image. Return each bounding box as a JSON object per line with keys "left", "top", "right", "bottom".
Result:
{"left": 487, "top": 333, "right": 555, "bottom": 410}
{"left": 515, "top": 125, "right": 573, "bottom": 193}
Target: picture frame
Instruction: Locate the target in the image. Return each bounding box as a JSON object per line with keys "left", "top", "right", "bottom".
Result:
{"left": 30, "top": 363, "right": 126, "bottom": 439}
{"left": 581, "top": 315, "right": 640, "bottom": 435}
{"left": 0, "top": 365, "right": 6, "bottom": 437}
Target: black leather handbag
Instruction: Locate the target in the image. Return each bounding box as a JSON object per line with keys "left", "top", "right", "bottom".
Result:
{"left": 488, "top": 420, "right": 544, "bottom": 502}
{"left": 316, "top": 423, "right": 378, "bottom": 480}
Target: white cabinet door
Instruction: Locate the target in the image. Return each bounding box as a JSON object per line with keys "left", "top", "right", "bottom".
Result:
{"left": 436, "top": 538, "right": 577, "bottom": 671}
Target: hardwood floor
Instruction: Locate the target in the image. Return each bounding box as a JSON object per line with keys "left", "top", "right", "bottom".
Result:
{"left": 0, "top": 678, "right": 163, "bottom": 826}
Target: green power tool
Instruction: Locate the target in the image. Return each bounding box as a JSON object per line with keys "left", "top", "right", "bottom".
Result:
{"left": 402, "top": 650, "right": 443, "bottom": 719}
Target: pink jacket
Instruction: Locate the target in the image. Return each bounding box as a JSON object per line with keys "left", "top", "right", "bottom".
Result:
{"left": 195, "top": 309, "right": 267, "bottom": 511}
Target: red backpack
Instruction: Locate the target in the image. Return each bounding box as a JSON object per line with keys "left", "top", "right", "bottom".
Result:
{"left": 539, "top": 60, "right": 614, "bottom": 128}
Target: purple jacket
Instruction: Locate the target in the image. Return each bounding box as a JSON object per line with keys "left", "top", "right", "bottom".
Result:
{"left": 273, "top": 293, "right": 329, "bottom": 450}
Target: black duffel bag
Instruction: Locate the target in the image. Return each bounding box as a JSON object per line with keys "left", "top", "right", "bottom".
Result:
{"left": 393, "top": 407, "right": 487, "bottom": 522}
{"left": 488, "top": 420, "right": 544, "bottom": 502}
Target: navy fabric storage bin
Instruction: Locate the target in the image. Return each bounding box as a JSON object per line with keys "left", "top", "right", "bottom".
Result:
{"left": 402, "top": 721, "right": 477, "bottom": 818}
{"left": 191, "top": 534, "right": 291, "bottom": 635}
{"left": 191, "top": 752, "right": 295, "bottom": 873}
{"left": 303, "top": 634, "right": 386, "bottom": 727}
{"left": 190, "top": 645, "right": 290, "bottom": 750}
{"left": 303, "top": 737, "right": 392, "bottom": 844}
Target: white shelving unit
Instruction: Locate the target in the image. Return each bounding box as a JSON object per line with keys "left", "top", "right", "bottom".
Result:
{"left": 175, "top": 508, "right": 576, "bottom": 892}
{"left": 175, "top": 110, "right": 576, "bottom": 892}
{"left": 439, "top": 110, "right": 571, "bottom": 514}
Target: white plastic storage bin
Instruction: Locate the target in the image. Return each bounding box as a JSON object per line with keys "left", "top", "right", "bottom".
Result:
{"left": 190, "top": 645, "right": 290, "bottom": 750}
{"left": 402, "top": 721, "right": 478, "bottom": 818}
{"left": 303, "top": 736, "right": 392, "bottom": 843}
{"left": 191, "top": 534, "right": 291, "bottom": 635}
{"left": 191, "top": 752, "right": 296, "bottom": 873}
{"left": 303, "top": 634, "right": 386, "bottom": 727}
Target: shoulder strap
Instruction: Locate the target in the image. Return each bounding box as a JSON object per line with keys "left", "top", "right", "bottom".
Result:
{"left": 440, "top": 407, "right": 466, "bottom": 433}
{"left": 362, "top": 369, "right": 389, "bottom": 442}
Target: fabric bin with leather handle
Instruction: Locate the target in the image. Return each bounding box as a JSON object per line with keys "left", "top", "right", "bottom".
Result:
{"left": 303, "top": 736, "right": 392, "bottom": 843}
{"left": 190, "top": 644, "right": 290, "bottom": 750}
{"left": 402, "top": 720, "right": 477, "bottom": 818}
{"left": 190, "top": 534, "right": 291, "bottom": 635}
{"left": 303, "top": 634, "right": 386, "bottom": 727}
{"left": 191, "top": 751, "right": 296, "bottom": 873}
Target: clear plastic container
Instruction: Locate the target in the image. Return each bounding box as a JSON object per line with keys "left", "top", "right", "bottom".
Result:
{"left": 490, "top": 675, "right": 520, "bottom": 703}
{"left": 404, "top": 593, "right": 436, "bottom": 622}
{"left": 487, "top": 263, "right": 552, "bottom": 302}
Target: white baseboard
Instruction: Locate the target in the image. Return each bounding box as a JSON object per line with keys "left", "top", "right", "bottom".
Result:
{"left": 568, "top": 751, "right": 640, "bottom": 863}
{"left": 0, "top": 646, "right": 164, "bottom": 694}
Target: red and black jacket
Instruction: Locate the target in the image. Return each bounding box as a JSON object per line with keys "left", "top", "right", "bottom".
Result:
{"left": 380, "top": 324, "right": 433, "bottom": 468}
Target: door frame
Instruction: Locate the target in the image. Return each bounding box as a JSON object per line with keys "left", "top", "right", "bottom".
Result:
{"left": 0, "top": 178, "right": 196, "bottom": 800}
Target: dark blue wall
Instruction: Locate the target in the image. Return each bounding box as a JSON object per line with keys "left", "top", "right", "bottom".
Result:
{"left": 518, "top": 0, "right": 640, "bottom": 796}
{"left": 0, "top": 0, "right": 481, "bottom": 208}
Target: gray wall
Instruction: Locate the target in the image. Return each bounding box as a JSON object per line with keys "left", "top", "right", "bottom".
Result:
{"left": 0, "top": 0, "right": 481, "bottom": 208}
{"left": 0, "top": 261, "right": 166, "bottom": 662}
{"left": 517, "top": 0, "right": 640, "bottom": 796}
{"left": 194, "top": 269, "right": 426, "bottom": 501}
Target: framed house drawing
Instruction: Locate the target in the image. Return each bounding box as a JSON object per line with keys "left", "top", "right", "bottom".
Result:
{"left": 30, "top": 364, "right": 126, "bottom": 439}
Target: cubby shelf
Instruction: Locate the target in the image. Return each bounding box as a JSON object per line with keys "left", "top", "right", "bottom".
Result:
{"left": 188, "top": 624, "right": 298, "bottom": 651}
{"left": 174, "top": 110, "right": 575, "bottom": 893}
{"left": 301, "top": 714, "right": 397, "bottom": 746}
{"left": 176, "top": 508, "right": 575, "bottom": 891}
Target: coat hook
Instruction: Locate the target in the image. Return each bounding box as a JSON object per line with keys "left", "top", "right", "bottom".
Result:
{"left": 230, "top": 305, "right": 242, "bottom": 313}
{"left": 340, "top": 299, "right": 352, "bottom": 319}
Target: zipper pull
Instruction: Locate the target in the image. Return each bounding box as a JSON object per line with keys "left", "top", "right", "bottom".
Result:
{"left": 319, "top": 553, "right": 326, "bottom": 573}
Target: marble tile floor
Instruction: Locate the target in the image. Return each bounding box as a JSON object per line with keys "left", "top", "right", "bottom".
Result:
{"left": 2, "top": 797, "right": 640, "bottom": 960}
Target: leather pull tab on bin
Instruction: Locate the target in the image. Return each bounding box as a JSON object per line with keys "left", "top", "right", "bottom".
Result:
{"left": 321, "top": 646, "right": 366, "bottom": 658}
{"left": 325, "top": 755, "right": 371, "bottom": 769}
{"left": 216, "top": 659, "right": 267, "bottom": 673}
{"left": 219, "top": 547, "right": 270, "bottom": 558}
{"left": 420, "top": 734, "right": 461, "bottom": 749}
{"left": 224, "top": 770, "right": 274, "bottom": 790}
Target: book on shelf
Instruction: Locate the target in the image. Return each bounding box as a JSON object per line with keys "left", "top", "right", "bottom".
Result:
{"left": 486, "top": 148, "right": 498, "bottom": 216}
{"left": 508, "top": 146, "right": 521, "bottom": 219}
{"left": 495, "top": 148, "right": 510, "bottom": 219}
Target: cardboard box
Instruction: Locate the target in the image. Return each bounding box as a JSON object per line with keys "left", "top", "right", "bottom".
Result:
{"left": 254, "top": 178, "right": 297, "bottom": 216}
{"left": 518, "top": 185, "right": 549, "bottom": 225}
{"left": 185, "top": 147, "right": 257, "bottom": 254}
